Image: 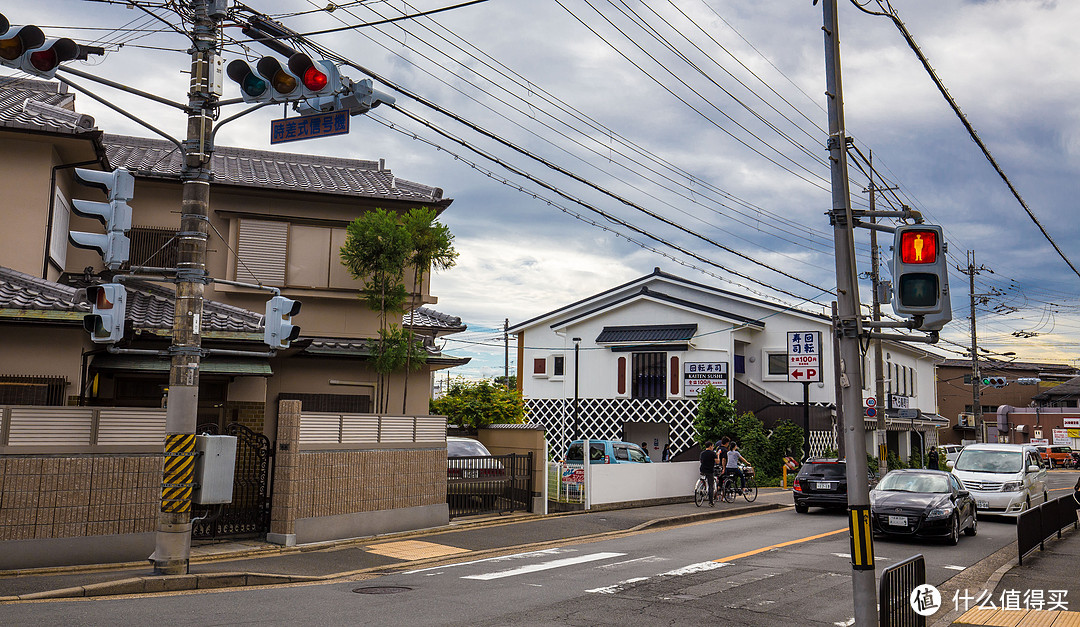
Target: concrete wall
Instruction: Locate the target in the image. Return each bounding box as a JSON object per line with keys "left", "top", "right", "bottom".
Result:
{"left": 0, "top": 455, "right": 160, "bottom": 569}
{"left": 268, "top": 401, "right": 448, "bottom": 546}
{"left": 588, "top": 461, "right": 698, "bottom": 505}
{"left": 477, "top": 425, "right": 548, "bottom": 512}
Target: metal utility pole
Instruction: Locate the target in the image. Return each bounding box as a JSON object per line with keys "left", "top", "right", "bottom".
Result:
{"left": 152, "top": 0, "right": 218, "bottom": 575}
{"left": 820, "top": 0, "right": 876, "bottom": 623}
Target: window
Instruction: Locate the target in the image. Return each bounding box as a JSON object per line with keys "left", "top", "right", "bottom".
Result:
{"left": 768, "top": 353, "right": 787, "bottom": 376}
{"left": 234, "top": 218, "right": 354, "bottom": 289}
{"left": 614, "top": 445, "right": 630, "bottom": 461}
{"left": 533, "top": 358, "right": 547, "bottom": 376}
{"left": 553, "top": 355, "right": 565, "bottom": 377}
{"left": 632, "top": 352, "right": 666, "bottom": 399}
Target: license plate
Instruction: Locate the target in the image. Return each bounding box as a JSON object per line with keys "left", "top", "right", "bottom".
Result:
{"left": 464, "top": 469, "right": 478, "bottom": 479}
{"left": 888, "top": 515, "right": 908, "bottom": 527}
{"left": 976, "top": 500, "right": 989, "bottom": 509}
{"left": 814, "top": 481, "right": 835, "bottom": 490}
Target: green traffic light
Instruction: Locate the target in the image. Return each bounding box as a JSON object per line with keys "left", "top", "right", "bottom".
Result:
{"left": 242, "top": 74, "right": 267, "bottom": 98}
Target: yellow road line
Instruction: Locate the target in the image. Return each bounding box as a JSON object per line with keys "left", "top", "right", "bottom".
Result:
{"left": 713, "top": 527, "right": 847, "bottom": 563}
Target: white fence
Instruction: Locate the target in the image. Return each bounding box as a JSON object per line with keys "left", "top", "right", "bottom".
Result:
{"left": 0, "top": 405, "right": 166, "bottom": 452}
{"left": 549, "top": 461, "right": 700, "bottom": 507}
{"left": 298, "top": 413, "right": 446, "bottom": 447}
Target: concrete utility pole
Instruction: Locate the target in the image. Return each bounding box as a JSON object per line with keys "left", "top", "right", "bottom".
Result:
{"left": 964, "top": 251, "right": 988, "bottom": 443}
{"left": 865, "top": 157, "right": 897, "bottom": 479}
{"left": 153, "top": 0, "right": 218, "bottom": 575}
{"left": 820, "top": 0, "right": 877, "bottom": 623}
{"left": 504, "top": 318, "right": 510, "bottom": 390}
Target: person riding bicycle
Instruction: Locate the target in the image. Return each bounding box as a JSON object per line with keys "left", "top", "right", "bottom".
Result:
{"left": 722, "top": 441, "right": 751, "bottom": 491}
{"left": 699, "top": 441, "right": 719, "bottom": 505}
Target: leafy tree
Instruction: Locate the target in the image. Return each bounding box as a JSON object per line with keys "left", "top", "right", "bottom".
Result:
{"left": 400, "top": 207, "right": 457, "bottom": 413}
{"left": 340, "top": 208, "right": 413, "bottom": 413}
{"left": 493, "top": 375, "right": 517, "bottom": 390}
{"left": 430, "top": 378, "right": 525, "bottom": 429}
{"left": 693, "top": 384, "right": 737, "bottom": 445}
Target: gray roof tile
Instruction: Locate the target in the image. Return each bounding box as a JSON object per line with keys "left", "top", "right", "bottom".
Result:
{"left": 0, "top": 78, "right": 94, "bottom": 136}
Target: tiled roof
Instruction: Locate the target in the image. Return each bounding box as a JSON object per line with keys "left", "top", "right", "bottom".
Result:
{"left": 0, "top": 266, "right": 260, "bottom": 333}
{"left": 403, "top": 306, "right": 466, "bottom": 332}
{"left": 0, "top": 78, "right": 95, "bottom": 135}
{"left": 1032, "top": 376, "right": 1080, "bottom": 400}
{"left": 103, "top": 134, "right": 447, "bottom": 203}
{"left": 596, "top": 323, "right": 698, "bottom": 343}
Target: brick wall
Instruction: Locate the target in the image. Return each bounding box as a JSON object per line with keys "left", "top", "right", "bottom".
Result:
{"left": 294, "top": 449, "right": 444, "bottom": 519}
{"left": 227, "top": 400, "right": 265, "bottom": 433}
{"left": 0, "top": 455, "right": 159, "bottom": 542}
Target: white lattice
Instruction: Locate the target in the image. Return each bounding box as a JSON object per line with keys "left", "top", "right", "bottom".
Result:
{"left": 809, "top": 430, "right": 837, "bottom": 458}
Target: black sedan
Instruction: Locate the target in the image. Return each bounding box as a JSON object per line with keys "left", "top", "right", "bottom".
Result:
{"left": 870, "top": 469, "right": 977, "bottom": 545}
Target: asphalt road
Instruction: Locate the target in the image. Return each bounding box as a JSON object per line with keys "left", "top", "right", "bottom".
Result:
{"left": 3, "top": 471, "right": 1075, "bottom": 626}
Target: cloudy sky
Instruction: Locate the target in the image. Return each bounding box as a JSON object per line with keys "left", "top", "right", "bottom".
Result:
{"left": 9, "top": 0, "right": 1080, "bottom": 379}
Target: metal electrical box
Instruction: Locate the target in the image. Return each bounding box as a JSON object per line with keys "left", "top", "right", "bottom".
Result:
{"left": 193, "top": 435, "right": 237, "bottom": 505}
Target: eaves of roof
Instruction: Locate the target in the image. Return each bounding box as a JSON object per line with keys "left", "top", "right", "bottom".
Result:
{"left": 549, "top": 285, "right": 766, "bottom": 332}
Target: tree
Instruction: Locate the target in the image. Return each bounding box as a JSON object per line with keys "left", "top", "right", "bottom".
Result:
{"left": 340, "top": 208, "right": 413, "bottom": 413}
{"left": 430, "top": 378, "right": 525, "bottom": 429}
{"left": 400, "top": 207, "right": 457, "bottom": 413}
{"left": 693, "top": 384, "right": 738, "bottom": 445}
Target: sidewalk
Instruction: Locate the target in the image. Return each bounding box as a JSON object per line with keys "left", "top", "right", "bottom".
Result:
{"left": 950, "top": 520, "right": 1080, "bottom": 627}
{"left": 0, "top": 490, "right": 789, "bottom": 601}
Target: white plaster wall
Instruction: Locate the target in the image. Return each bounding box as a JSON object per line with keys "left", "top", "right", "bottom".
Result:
{"left": 588, "top": 461, "right": 699, "bottom": 505}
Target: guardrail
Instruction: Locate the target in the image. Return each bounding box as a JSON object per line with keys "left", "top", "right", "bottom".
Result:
{"left": 1018, "top": 494, "right": 1079, "bottom": 565}
{"left": 878, "top": 553, "right": 926, "bottom": 627}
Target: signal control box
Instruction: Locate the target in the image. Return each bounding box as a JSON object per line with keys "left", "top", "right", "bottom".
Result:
{"left": 193, "top": 435, "right": 237, "bottom": 505}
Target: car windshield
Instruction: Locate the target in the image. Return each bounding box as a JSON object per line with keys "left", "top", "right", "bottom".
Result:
{"left": 954, "top": 450, "right": 1022, "bottom": 473}
{"left": 876, "top": 473, "right": 949, "bottom": 494}
{"left": 448, "top": 439, "right": 490, "bottom": 457}
{"left": 802, "top": 463, "right": 846, "bottom": 479}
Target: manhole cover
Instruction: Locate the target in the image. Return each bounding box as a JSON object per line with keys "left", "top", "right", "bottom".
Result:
{"left": 353, "top": 586, "right": 412, "bottom": 595}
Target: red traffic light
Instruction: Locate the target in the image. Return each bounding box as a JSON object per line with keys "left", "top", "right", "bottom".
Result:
{"left": 899, "top": 229, "right": 937, "bottom": 264}
{"left": 301, "top": 65, "right": 327, "bottom": 91}
{"left": 288, "top": 53, "right": 331, "bottom": 92}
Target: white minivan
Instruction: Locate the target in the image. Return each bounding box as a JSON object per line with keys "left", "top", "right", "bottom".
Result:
{"left": 947, "top": 443, "right": 1048, "bottom": 516}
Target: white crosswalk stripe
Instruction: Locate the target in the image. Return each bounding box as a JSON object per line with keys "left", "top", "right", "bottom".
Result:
{"left": 461, "top": 552, "right": 627, "bottom": 581}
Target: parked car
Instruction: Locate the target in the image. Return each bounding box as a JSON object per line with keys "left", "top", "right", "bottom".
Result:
{"left": 1034, "top": 445, "right": 1073, "bottom": 468}
{"left": 870, "top": 469, "right": 977, "bottom": 544}
{"left": 792, "top": 458, "right": 878, "bottom": 513}
{"left": 447, "top": 436, "right": 505, "bottom": 500}
{"left": 565, "top": 440, "right": 652, "bottom": 464}
{"left": 947, "top": 443, "right": 1048, "bottom": 516}
{"left": 939, "top": 444, "right": 964, "bottom": 465}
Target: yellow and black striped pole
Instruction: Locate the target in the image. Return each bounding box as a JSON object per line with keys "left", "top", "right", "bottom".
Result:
{"left": 849, "top": 505, "right": 874, "bottom": 570}
{"left": 161, "top": 433, "right": 197, "bottom": 513}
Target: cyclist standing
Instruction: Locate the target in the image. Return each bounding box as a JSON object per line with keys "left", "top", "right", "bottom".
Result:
{"left": 699, "top": 441, "right": 719, "bottom": 505}
{"left": 724, "top": 441, "right": 750, "bottom": 491}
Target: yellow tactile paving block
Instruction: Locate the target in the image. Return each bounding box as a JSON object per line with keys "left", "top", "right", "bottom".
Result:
{"left": 1020, "top": 611, "right": 1062, "bottom": 627}
{"left": 1051, "top": 612, "right": 1080, "bottom": 627}
{"left": 363, "top": 540, "right": 470, "bottom": 561}
{"left": 953, "top": 609, "right": 1080, "bottom": 627}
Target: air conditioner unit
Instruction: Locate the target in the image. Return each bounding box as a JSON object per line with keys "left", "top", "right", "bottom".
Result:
{"left": 957, "top": 413, "right": 972, "bottom": 427}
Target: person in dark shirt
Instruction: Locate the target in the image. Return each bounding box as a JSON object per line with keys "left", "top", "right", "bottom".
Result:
{"left": 699, "top": 442, "right": 719, "bottom": 505}
{"left": 927, "top": 446, "right": 939, "bottom": 470}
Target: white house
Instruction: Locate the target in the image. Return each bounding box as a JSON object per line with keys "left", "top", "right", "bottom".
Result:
{"left": 509, "top": 268, "right": 945, "bottom": 461}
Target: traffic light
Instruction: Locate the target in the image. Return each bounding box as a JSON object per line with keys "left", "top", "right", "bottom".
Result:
{"left": 83, "top": 283, "right": 126, "bottom": 343}
{"left": 264, "top": 296, "right": 301, "bottom": 348}
{"left": 1016, "top": 377, "right": 1041, "bottom": 386}
{"left": 337, "top": 78, "right": 396, "bottom": 116}
{"left": 891, "top": 224, "right": 950, "bottom": 318}
{"left": 0, "top": 14, "right": 79, "bottom": 78}
{"left": 227, "top": 56, "right": 303, "bottom": 104}
{"left": 981, "top": 376, "right": 1007, "bottom": 388}
{"left": 68, "top": 167, "right": 134, "bottom": 270}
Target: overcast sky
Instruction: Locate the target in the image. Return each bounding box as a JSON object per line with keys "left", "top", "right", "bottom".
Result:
{"left": 9, "top": 0, "right": 1080, "bottom": 379}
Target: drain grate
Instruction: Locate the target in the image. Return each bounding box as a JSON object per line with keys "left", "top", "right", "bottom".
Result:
{"left": 353, "top": 586, "right": 413, "bottom": 595}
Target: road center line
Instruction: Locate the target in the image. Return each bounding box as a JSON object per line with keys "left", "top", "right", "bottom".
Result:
{"left": 462, "top": 552, "right": 626, "bottom": 580}
{"left": 713, "top": 528, "right": 848, "bottom": 562}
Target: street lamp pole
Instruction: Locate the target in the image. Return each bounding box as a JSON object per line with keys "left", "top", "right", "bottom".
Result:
{"left": 572, "top": 337, "right": 581, "bottom": 440}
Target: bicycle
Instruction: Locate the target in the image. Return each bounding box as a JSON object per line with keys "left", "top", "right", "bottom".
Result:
{"left": 721, "top": 468, "right": 758, "bottom": 503}
{"left": 694, "top": 472, "right": 720, "bottom": 506}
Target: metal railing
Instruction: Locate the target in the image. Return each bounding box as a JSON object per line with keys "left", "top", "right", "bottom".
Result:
{"left": 448, "top": 452, "right": 533, "bottom": 518}
{"left": 879, "top": 553, "right": 926, "bottom": 627}
{"left": 1018, "top": 494, "right": 1079, "bottom": 565}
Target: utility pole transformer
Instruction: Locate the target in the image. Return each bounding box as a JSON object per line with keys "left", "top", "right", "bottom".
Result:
{"left": 152, "top": 0, "right": 218, "bottom": 575}
{"left": 820, "top": 0, "right": 877, "bottom": 623}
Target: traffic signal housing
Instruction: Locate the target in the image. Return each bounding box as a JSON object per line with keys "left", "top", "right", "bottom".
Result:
{"left": 289, "top": 53, "right": 341, "bottom": 114}
{"left": 227, "top": 56, "right": 304, "bottom": 104}
{"left": 264, "top": 296, "right": 301, "bottom": 348}
{"left": 891, "top": 224, "right": 950, "bottom": 319}
{"left": 83, "top": 283, "right": 127, "bottom": 343}
{"left": 68, "top": 167, "right": 134, "bottom": 270}
{"left": 981, "top": 376, "right": 1007, "bottom": 388}
{"left": 0, "top": 15, "right": 79, "bottom": 78}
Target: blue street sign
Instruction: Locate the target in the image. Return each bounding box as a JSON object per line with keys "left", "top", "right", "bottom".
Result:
{"left": 866, "top": 407, "right": 877, "bottom": 418}
{"left": 270, "top": 110, "right": 349, "bottom": 144}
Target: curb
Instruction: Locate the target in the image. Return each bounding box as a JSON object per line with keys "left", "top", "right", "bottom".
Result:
{"left": 1, "top": 572, "right": 322, "bottom": 602}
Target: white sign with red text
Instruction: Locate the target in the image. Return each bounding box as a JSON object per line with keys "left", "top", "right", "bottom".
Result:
{"left": 787, "top": 331, "right": 822, "bottom": 383}
{"left": 1063, "top": 417, "right": 1080, "bottom": 429}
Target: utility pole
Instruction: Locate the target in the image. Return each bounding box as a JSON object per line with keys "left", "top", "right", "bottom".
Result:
{"left": 963, "top": 251, "right": 989, "bottom": 443}
{"left": 864, "top": 154, "right": 898, "bottom": 479}
{"left": 820, "top": 1, "right": 876, "bottom": 623}
{"left": 504, "top": 318, "right": 510, "bottom": 390}
{"left": 152, "top": 0, "right": 219, "bottom": 575}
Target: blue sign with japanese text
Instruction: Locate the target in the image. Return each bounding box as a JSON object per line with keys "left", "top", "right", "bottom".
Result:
{"left": 270, "top": 110, "right": 349, "bottom": 144}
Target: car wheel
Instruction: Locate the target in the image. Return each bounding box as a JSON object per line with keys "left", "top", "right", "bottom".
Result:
{"left": 794, "top": 503, "right": 809, "bottom": 514}
{"left": 947, "top": 514, "right": 960, "bottom": 545}
{"left": 964, "top": 509, "right": 978, "bottom": 536}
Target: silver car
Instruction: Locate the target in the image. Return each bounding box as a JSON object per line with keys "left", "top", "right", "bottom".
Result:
{"left": 948, "top": 443, "right": 1048, "bottom": 516}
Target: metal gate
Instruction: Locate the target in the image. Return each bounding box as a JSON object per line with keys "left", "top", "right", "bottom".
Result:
{"left": 192, "top": 422, "right": 274, "bottom": 540}
{"left": 448, "top": 452, "right": 533, "bottom": 519}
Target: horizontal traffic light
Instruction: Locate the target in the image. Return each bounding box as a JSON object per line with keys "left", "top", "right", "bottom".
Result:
{"left": 0, "top": 14, "right": 79, "bottom": 78}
